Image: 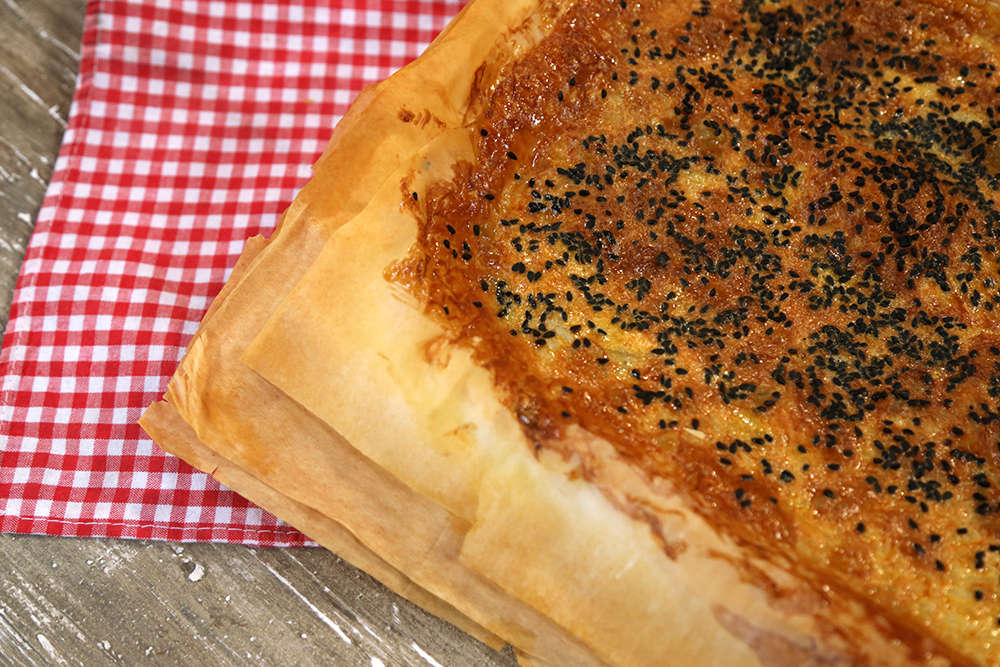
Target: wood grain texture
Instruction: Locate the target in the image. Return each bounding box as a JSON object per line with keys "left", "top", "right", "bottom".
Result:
{"left": 0, "top": 536, "right": 515, "bottom": 666}
{"left": 0, "top": 0, "right": 82, "bottom": 336}
{"left": 0, "top": 2, "right": 517, "bottom": 664}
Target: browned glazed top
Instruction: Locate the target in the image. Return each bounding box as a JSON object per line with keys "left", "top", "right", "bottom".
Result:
{"left": 394, "top": 0, "right": 1000, "bottom": 661}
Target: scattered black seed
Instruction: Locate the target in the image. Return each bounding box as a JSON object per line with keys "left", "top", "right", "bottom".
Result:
{"left": 417, "top": 0, "right": 1000, "bottom": 614}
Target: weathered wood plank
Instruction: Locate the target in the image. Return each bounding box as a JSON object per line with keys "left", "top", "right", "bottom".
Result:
{"left": 0, "top": 0, "right": 85, "bottom": 337}
{"left": 0, "top": 536, "right": 516, "bottom": 665}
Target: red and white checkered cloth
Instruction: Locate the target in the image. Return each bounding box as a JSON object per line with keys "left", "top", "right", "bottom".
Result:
{"left": 0, "top": 0, "right": 464, "bottom": 546}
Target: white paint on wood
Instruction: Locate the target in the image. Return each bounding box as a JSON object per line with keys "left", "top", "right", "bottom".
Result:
{"left": 261, "top": 562, "right": 352, "bottom": 645}
{"left": 0, "top": 64, "right": 67, "bottom": 128}
{"left": 36, "top": 28, "right": 79, "bottom": 60}
{"left": 3, "top": 0, "right": 79, "bottom": 60}
{"left": 36, "top": 632, "right": 66, "bottom": 664}
{"left": 0, "top": 135, "right": 31, "bottom": 167}
{"left": 357, "top": 617, "right": 384, "bottom": 643}
{"left": 285, "top": 550, "right": 386, "bottom": 643}
{"left": 411, "top": 642, "right": 445, "bottom": 667}
{"left": 188, "top": 563, "right": 205, "bottom": 582}
{"left": 0, "top": 609, "right": 36, "bottom": 662}
{"left": 3, "top": 568, "right": 87, "bottom": 644}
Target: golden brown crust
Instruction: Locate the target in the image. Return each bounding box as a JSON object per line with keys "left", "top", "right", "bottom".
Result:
{"left": 142, "top": 400, "right": 505, "bottom": 649}
{"left": 143, "top": 212, "right": 604, "bottom": 665}
{"left": 142, "top": 234, "right": 503, "bottom": 647}
{"left": 147, "top": 0, "right": 1000, "bottom": 664}
{"left": 142, "top": 1, "right": 612, "bottom": 664}
{"left": 243, "top": 155, "right": 940, "bottom": 663}
{"left": 382, "top": 0, "right": 1000, "bottom": 661}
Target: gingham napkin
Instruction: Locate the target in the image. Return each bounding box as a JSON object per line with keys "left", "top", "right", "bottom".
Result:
{"left": 0, "top": 0, "right": 463, "bottom": 545}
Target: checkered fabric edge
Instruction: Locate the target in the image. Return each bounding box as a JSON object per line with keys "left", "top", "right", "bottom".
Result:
{"left": 0, "top": 0, "right": 464, "bottom": 546}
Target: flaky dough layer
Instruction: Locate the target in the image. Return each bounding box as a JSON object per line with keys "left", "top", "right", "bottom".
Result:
{"left": 144, "top": 0, "right": 999, "bottom": 663}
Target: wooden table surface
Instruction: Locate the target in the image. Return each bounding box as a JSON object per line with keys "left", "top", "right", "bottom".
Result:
{"left": 0, "top": 3, "right": 515, "bottom": 665}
